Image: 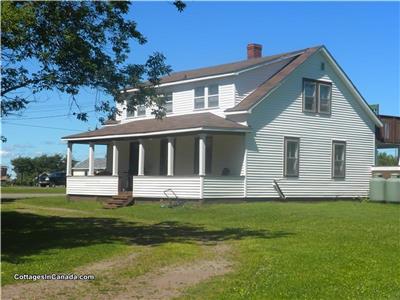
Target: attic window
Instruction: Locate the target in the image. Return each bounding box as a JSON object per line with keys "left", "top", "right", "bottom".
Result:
{"left": 303, "top": 79, "right": 332, "bottom": 114}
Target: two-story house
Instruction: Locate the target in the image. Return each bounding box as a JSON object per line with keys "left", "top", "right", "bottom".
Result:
{"left": 62, "top": 44, "right": 383, "bottom": 201}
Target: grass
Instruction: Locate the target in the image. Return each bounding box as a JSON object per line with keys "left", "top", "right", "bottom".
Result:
{"left": 1, "top": 186, "right": 66, "bottom": 194}
{"left": 2, "top": 196, "right": 399, "bottom": 299}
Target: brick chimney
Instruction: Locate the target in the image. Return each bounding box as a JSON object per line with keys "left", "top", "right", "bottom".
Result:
{"left": 247, "top": 43, "right": 262, "bottom": 59}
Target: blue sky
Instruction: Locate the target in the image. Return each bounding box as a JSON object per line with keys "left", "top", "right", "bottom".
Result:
{"left": 1, "top": 1, "right": 399, "bottom": 173}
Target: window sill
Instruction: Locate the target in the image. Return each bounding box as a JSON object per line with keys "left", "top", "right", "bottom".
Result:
{"left": 193, "top": 107, "right": 220, "bottom": 112}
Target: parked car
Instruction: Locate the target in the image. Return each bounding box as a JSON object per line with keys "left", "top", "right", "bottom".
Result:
{"left": 37, "top": 171, "right": 66, "bottom": 187}
{"left": 37, "top": 173, "right": 50, "bottom": 187}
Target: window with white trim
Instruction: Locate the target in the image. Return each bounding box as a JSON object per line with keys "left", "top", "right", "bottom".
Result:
{"left": 164, "top": 93, "right": 173, "bottom": 113}
{"left": 194, "top": 87, "right": 205, "bottom": 109}
{"left": 303, "top": 79, "right": 332, "bottom": 114}
{"left": 127, "top": 104, "right": 146, "bottom": 117}
{"left": 137, "top": 105, "right": 146, "bottom": 116}
{"left": 332, "top": 141, "right": 346, "bottom": 178}
{"left": 284, "top": 137, "right": 300, "bottom": 177}
{"left": 194, "top": 85, "right": 219, "bottom": 110}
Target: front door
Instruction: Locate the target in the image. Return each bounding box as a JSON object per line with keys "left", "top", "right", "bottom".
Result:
{"left": 127, "top": 142, "right": 139, "bottom": 190}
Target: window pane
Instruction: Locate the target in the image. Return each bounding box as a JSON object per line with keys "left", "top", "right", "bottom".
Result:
{"left": 305, "top": 81, "right": 316, "bottom": 97}
{"left": 208, "top": 95, "right": 219, "bottom": 107}
{"left": 333, "top": 142, "right": 346, "bottom": 178}
{"left": 195, "top": 87, "right": 204, "bottom": 97}
{"left": 285, "top": 139, "right": 299, "bottom": 176}
{"left": 194, "top": 97, "right": 205, "bottom": 109}
{"left": 319, "top": 84, "right": 331, "bottom": 113}
{"left": 137, "top": 105, "right": 146, "bottom": 116}
{"left": 287, "top": 158, "right": 298, "bottom": 175}
{"left": 165, "top": 93, "right": 173, "bottom": 113}
{"left": 208, "top": 85, "right": 218, "bottom": 96}
{"left": 165, "top": 101, "right": 173, "bottom": 113}
{"left": 304, "top": 81, "right": 316, "bottom": 112}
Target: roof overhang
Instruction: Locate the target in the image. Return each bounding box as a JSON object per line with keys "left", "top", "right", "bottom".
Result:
{"left": 62, "top": 126, "right": 250, "bottom": 142}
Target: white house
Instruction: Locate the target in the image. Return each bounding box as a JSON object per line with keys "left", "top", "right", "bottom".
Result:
{"left": 62, "top": 44, "right": 383, "bottom": 200}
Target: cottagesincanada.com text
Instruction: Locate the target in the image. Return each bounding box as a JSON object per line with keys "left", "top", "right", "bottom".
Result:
{"left": 14, "top": 273, "right": 95, "bottom": 281}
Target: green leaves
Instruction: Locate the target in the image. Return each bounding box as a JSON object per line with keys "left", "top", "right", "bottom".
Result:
{"left": 1, "top": 1, "right": 184, "bottom": 121}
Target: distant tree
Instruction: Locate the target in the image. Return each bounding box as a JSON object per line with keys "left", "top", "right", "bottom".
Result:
{"left": 11, "top": 157, "right": 35, "bottom": 185}
{"left": 377, "top": 152, "right": 398, "bottom": 166}
{"left": 11, "top": 154, "right": 66, "bottom": 185}
{"left": 1, "top": 1, "right": 185, "bottom": 123}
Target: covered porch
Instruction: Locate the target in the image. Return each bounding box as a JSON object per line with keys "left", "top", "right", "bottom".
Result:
{"left": 63, "top": 113, "right": 249, "bottom": 199}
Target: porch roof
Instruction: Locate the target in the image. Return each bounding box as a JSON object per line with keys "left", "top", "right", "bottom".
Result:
{"left": 62, "top": 112, "right": 250, "bottom": 141}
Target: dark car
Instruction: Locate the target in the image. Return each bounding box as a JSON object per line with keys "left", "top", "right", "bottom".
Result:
{"left": 37, "top": 171, "right": 66, "bottom": 187}
{"left": 37, "top": 173, "right": 50, "bottom": 187}
{"left": 48, "top": 171, "right": 66, "bottom": 187}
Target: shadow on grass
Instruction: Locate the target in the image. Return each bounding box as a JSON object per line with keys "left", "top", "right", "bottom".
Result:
{"left": 2, "top": 210, "right": 293, "bottom": 264}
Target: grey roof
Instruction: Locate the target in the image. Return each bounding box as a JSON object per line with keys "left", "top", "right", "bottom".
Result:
{"left": 73, "top": 158, "right": 106, "bottom": 170}
{"left": 63, "top": 112, "right": 249, "bottom": 140}
{"left": 124, "top": 48, "right": 310, "bottom": 89}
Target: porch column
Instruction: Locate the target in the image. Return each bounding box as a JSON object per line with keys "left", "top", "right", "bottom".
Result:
{"left": 88, "top": 142, "right": 95, "bottom": 176}
{"left": 112, "top": 141, "right": 119, "bottom": 176}
{"left": 167, "top": 137, "right": 175, "bottom": 176}
{"left": 66, "top": 142, "right": 73, "bottom": 176}
{"left": 199, "top": 134, "right": 206, "bottom": 176}
{"left": 138, "top": 139, "right": 145, "bottom": 176}
{"left": 398, "top": 147, "right": 400, "bottom": 166}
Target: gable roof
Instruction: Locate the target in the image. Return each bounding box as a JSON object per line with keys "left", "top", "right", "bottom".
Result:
{"left": 224, "top": 46, "right": 382, "bottom": 127}
{"left": 226, "top": 46, "right": 322, "bottom": 112}
{"left": 62, "top": 112, "right": 249, "bottom": 141}
{"left": 73, "top": 158, "right": 106, "bottom": 170}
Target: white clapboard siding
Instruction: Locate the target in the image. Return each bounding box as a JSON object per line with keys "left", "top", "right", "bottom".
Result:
{"left": 132, "top": 176, "right": 201, "bottom": 199}
{"left": 203, "top": 176, "right": 245, "bottom": 198}
{"left": 67, "top": 176, "right": 119, "bottom": 196}
{"left": 120, "top": 78, "right": 236, "bottom": 123}
{"left": 246, "top": 50, "right": 376, "bottom": 198}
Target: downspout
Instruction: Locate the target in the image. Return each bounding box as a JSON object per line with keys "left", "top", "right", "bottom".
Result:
{"left": 273, "top": 179, "right": 286, "bottom": 200}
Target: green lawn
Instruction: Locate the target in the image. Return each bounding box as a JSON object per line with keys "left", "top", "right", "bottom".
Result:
{"left": 1, "top": 186, "right": 65, "bottom": 194}
{"left": 2, "top": 197, "right": 399, "bottom": 299}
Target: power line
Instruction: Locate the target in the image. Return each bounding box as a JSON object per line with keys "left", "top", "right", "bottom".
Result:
{"left": 2, "top": 122, "right": 83, "bottom": 132}
{"left": 5, "top": 110, "right": 96, "bottom": 120}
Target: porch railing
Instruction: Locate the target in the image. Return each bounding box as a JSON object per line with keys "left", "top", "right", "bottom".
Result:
{"left": 66, "top": 176, "right": 119, "bottom": 196}
{"left": 132, "top": 175, "right": 245, "bottom": 199}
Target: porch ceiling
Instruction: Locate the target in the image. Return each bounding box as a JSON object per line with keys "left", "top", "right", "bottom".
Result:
{"left": 62, "top": 112, "right": 250, "bottom": 142}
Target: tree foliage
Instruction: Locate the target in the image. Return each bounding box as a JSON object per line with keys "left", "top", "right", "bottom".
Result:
{"left": 377, "top": 152, "right": 398, "bottom": 166}
{"left": 1, "top": 1, "right": 185, "bottom": 122}
{"left": 11, "top": 154, "right": 67, "bottom": 185}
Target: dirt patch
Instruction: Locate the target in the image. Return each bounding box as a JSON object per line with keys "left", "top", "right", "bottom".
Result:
{"left": 95, "top": 243, "right": 232, "bottom": 300}
{"left": 1, "top": 249, "right": 140, "bottom": 300}
{"left": 2, "top": 244, "right": 232, "bottom": 300}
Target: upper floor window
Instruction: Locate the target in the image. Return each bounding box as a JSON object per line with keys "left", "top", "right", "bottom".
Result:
{"left": 332, "top": 141, "right": 346, "bottom": 178}
{"left": 303, "top": 79, "right": 332, "bottom": 114}
{"left": 194, "top": 85, "right": 219, "bottom": 110}
{"left": 284, "top": 137, "right": 300, "bottom": 177}
{"left": 127, "top": 104, "right": 146, "bottom": 117}
{"left": 137, "top": 105, "right": 146, "bottom": 116}
{"left": 164, "top": 93, "right": 173, "bottom": 113}
{"left": 194, "top": 87, "right": 205, "bottom": 109}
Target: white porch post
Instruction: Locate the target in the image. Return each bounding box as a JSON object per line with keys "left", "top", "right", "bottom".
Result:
{"left": 398, "top": 147, "right": 400, "bottom": 166}
{"left": 138, "top": 139, "right": 145, "bottom": 176}
{"left": 88, "top": 143, "right": 95, "bottom": 176}
{"left": 167, "top": 137, "right": 175, "bottom": 176}
{"left": 199, "top": 134, "right": 206, "bottom": 176}
{"left": 66, "top": 142, "right": 73, "bottom": 176}
{"left": 112, "top": 141, "right": 119, "bottom": 176}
